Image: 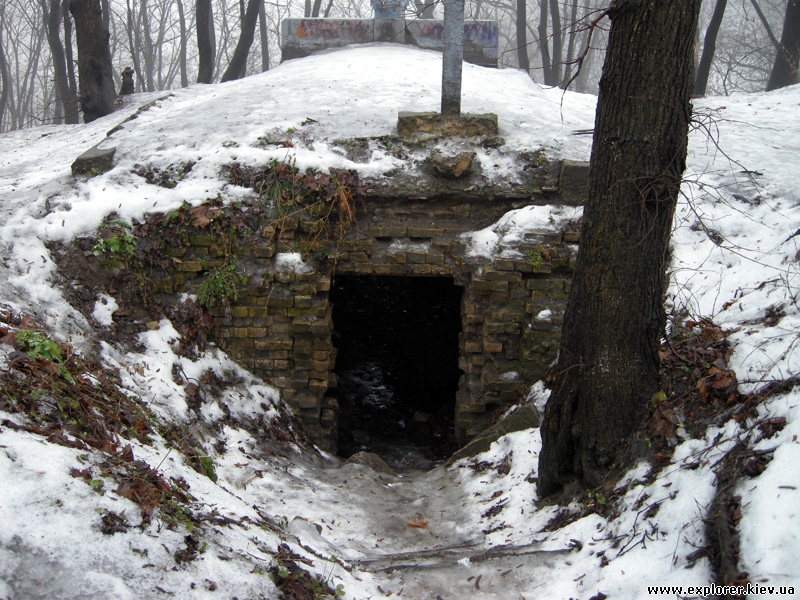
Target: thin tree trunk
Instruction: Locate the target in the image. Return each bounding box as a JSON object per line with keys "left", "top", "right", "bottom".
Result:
{"left": 70, "top": 0, "right": 117, "bottom": 122}
{"left": 766, "top": 0, "right": 800, "bottom": 90}
{"left": 561, "top": 0, "right": 580, "bottom": 87}
{"left": 516, "top": 0, "right": 530, "bottom": 72}
{"left": 311, "top": 0, "right": 323, "bottom": 17}
{"left": 139, "top": 0, "right": 155, "bottom": 91}
{"left": 537, "top": 0, "right": 555, "bottom": 85}
{"left": 694, "top": 0, "right": 726, "bottom": 96}
{"left": 176, "top": 0, "right": 189, "bottom": 87}
{"left": 63, "top": 0, "right": 79, "bottom": 102}
{"left": 258, "top": 0, "right": 270, "bottom": 72}
{"left": 0, "top": 27, "right": 10, "bottom": 132}
{"left": 196, "top": 0, "right": 215, "bottom": 83}
{"left": 749, "top": 0, "right": 781, "bottom": 52}
{"left": 42, "top": 0, "right": 80, "bottom": 124}
{"left": 126, "top": 0, "right": 144, "bottom": 92}
{"left": 549, "top": 0, "right": 563, "bottom": 82}
{"left": 220, "top": 0, "right": 260, "bottom": 82}
{"left": 538, "top": 0, "right": 700, "bottom": 498}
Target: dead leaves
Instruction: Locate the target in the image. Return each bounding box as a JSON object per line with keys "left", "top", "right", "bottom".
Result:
{"left": 407, "top": 517, "right": 427, "bottom": 528}
{"left": 189, "top": 205, "right": 223, "bottom": 228}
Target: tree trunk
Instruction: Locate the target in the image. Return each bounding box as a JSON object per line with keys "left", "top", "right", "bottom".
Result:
{"left": 694, "top": 0, "right": 726, "bottom": 96}
{"left": 258, "top": 0, "right": 270, "bottom": 72}
{"left": 561, "top": 0, "right": 580, "bottom": 87}
{"left": 538, "top": 0, "right": 700, "bottom": 498}
{"left": 42, "top": 0, "right": 80, "bottom": 124}
{"left": 766, "top": 0, "right": 800, "bottom": 90}
{"left": 126, "top": 0, "right": 144, "bottom": 92}
{"left": 220, "top": 0, "right": 261, "bottom": 82}
{"left": 516, "top": 0, "right": 530, "bottom": 72}
{"left": 537, "top": 0, "right": 556, "bottom": 85}
{"left": 176, "top": 0, "right": 189, "bottom": 87}
{"left": 196, "top": 0, "right": 216, "bottom": 83}
{"left": 139, "top": 0, "right": 156, "bottom": 92}
{"left": 63, "top": 0, "right": 79, "bottom": 103}
{"left": 0, "top": 27, "right": 10, "bottom": 132}
{"left": 69, "top": 0, "right": 117, "bottom": 123}
{"left": 749, "top": 0, "right": 781, "bottom": 53}
{"left": 549, "top": 0, "right": 563, "bottom": 83}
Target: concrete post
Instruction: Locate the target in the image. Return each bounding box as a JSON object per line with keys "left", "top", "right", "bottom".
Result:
{"left": 441, "top": 0, "right": 465, "bottom": 115}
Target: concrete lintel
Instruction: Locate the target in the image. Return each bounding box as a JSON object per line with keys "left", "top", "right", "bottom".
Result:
{"left": 397, "top": 111, "right": 498, "bottom": 139}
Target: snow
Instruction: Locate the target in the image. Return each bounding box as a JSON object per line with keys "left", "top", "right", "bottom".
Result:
{"left": 1, "top": 44, "right": 799, "bottom": 599}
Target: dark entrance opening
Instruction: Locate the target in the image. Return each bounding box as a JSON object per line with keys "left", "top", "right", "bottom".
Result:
{"left": 330, "top": 275, "right": 463, "bottom": 470}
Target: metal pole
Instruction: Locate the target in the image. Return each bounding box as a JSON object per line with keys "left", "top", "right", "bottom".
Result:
{"left": 441, "top": 0, "right": 464, "bottom": 115}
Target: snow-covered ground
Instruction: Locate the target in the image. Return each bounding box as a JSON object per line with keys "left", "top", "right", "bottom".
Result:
{"left": 1, "top": 45, "right": 798, "bottom": 599}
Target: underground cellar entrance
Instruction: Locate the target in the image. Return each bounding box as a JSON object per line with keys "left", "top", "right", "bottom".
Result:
{"left": 329, "top": 274, "right": 464, "bottom": 470}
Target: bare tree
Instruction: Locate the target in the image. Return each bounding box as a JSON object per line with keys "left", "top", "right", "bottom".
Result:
{"left": 695, "top": 0, "right": 727, "bottom": 96}
{"left": 0, "top": 19, "right": 10, "bottom": 132}
{"left": 63, "top": 0, "right": 79, "bottom": 104}
{"left": 766, "top": 0, "right": 800, "bottom": 90}
{"left": 176, "top": 0, "right": 189, "bottom": 87}
{"left": 42, "top": 0, "right": 80, "bottom": 123}
{"left": 258, "top": 0, "right": 270, "bottom": 72}
{"left": 70, "top": 0, "right": 117, "bottom": 122}
{"left": 515, "top": 0, "right": 530, "bottom": 73}
{"left": 196, "top": 0, "right": 215, "bottom": 83}
{"left": 538, "top": 0, "right": 700, "bottom": 497}
{"left": 221, "top": 0, "right": 261, "bottom": 81}
{"left": 537, "top": 0, "right": 556, "bottom": 84}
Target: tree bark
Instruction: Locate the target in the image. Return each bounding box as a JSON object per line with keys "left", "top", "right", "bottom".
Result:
{"left": 69, "top": 0, "right": 117, "bottom": 123}
{"left": 258, "top": 0, "right": 270, "bottom": 72}
{"left": 538, "top": 0, "right": 700, "bottom": 498}
{"left": 516, "top": 0, "right": 530, "bottom": 72}
{"left": 766, "top": 0, "right": 800, "bottom": 91}
{"left": 196, "top": 0, "right": 216, "bottom": 83}
{"left": 220, "top": 0, "right": 261, "bottom": 82}
{"left": 694, "top": 0, "right": 726, "bottom": 96}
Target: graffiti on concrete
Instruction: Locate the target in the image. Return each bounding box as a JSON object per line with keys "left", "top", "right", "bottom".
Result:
{"left": 281, "top": 17, "right": 498, "bottom": 66}
{"left": 292, "top": 19, "right": 372, "bottom": 43}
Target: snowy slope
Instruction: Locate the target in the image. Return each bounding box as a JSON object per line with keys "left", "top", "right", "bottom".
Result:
{"left": 1, "top": 45, "right": 798, "bottom": 599}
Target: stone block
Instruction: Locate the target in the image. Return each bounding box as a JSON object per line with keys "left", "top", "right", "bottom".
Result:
{"left": 407, "top": 227, "right": 445, "bottom": 238}
{"left": 464, "top": 341, "right": 483, "bottom": 353}
{"left": 71, "top": 144, "right": 116, "bottom": 176}
{"left": 397, "top": 112, "right": 499, "bottom": 138}
{"left": 559, "top": 159, "right": 590, "bottom": 205}
{"left": 484, "top": 341, "right": 503, "bottom": 353}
